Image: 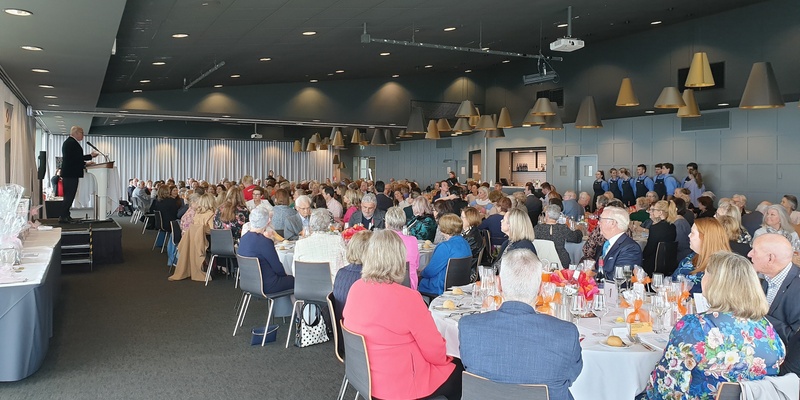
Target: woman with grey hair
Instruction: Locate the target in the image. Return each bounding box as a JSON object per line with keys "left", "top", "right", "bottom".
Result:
{"left": 385, "top": 206, "right": 420, "bottom": 289}
{"left": 754, "top": 204, "right": 800, "bottom": 249}
{"left": 237, "top": 207, "right": 294, "bottom": 294}
{"left": 533, "top": 204, "right": 583, "bottom": 267}
{"left": 407, "top": 196, "right": 437, "bottom": 241}
{"left": 292, "top": 208, "right": 347, "bottom": 283}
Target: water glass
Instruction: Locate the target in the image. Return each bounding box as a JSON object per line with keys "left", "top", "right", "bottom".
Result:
{"left": 591, "top": 295, "right": 608, "bottom": 336}
{"left": 614, "top": 266, "right": 625, "bottom": 303}
{"left": 652, "top": 273, "right": 664, "bottom": 292}
{"left": 0, "top": 247, "right": 17, "bottom": 272}
{"left": 623, "top": 265, "right": 633, "bottom": 286}
{"left": 652, "top": 292, "right": 671, "bottom": 333}
{"left": 570, "top": 295, "right": 586, "bottom": 326}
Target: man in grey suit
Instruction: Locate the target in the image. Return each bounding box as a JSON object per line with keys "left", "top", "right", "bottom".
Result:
{"left": 750, "top": 234, "right": 800, "bottom": 375}
{"left": 459, "top": 249, "right": 582, "bottom": 400}
{"left": 348, "top": 193, "right": 385, "bottom": 230}
{"left": 285, "top": 195, "right": 311, "bottom": 240}
{"left": 561, "top": 191, "right": 583, "bottom": 221}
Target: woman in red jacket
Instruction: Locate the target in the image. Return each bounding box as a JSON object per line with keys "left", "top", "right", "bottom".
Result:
{"left": 343, "top": 230, "right": 461, "bottom": 399}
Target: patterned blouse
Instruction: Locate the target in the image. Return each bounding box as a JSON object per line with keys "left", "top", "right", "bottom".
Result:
{"left": 407, "top": 214, "right": 437, "bottom": 242}
{"left": 674, "top": 254, "right": 703, "bottom": 294}
{"left": 213, "top": 205, "right": 250, "bottom": 239}
{"left": 646, "top": 312, "right": 785, "bottom": 400}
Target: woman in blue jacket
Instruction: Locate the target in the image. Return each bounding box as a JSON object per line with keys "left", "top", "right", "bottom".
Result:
{"left": 418, "top": 214, "right": 472, "bottom": 296}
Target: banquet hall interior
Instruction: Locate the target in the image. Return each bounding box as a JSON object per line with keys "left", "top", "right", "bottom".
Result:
{"left": 1, "top": 0, "right": 799, "bottom": 398}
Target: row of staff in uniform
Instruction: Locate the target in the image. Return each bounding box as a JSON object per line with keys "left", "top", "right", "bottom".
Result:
{"left": 590, "top": 162, "right": 705, "bottom": 210}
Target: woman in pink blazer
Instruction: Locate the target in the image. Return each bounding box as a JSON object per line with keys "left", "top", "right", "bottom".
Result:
{"left": 343, "top": 230, "right": 461, "bottom": 399}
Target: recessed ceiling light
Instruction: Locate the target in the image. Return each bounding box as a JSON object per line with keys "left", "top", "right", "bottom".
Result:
{"left": 211, "top": 118, "right": 219, "bottom": 122}
{"left": 651, "top": 20, "right": 662, "bottom": 25}
{"left": 481, "top": 47, "right": 490, "bottom": 51}
{"left": 309, "top": 79, "right": 318, "bottom": 83}
{"left": 213, "top": 84, "right": 223, "bottom": 88}
{"left": 119, "top": 110, "right": 129, "bottom": 113}
{"left": 21, "top": 45, "right": 43, "bottom": 51}
{"left": 110, "top": 123, "right": 116, "bottom": 126}
{"left": 444, "top": 27, "right": 456, "bottom": 32}
{"left": 4, "top": 8, "right": 32, "bottom": 16}
{"left": 152, "top": 61, "right": 166, "bottom": 66}
{"left": 44, "top": 95, "right": 57, "bottom": 99}
{"left": 392, "top": 74, "right": 400, "bottom": 78}
{"left": 557, "top": 23, "right": 569, "bottom": 28}
{"left": 47, "top": 104, "right": 59, "bottom": 107}
{"left": 645, "top": 110, "right": 655, "bottom": 114}
{"left": 312, "top": 119, "right": 320, "bottom": 122}
{"left": 39, "top": 84, "right": 54, "bottom": 89}
{"left": 54, "top": 115, "right": 63, "bottom": 119}
{"left": 389, "top": 123, "right": 396, "bottom": 126}
{"left": 335, "top": 70, "right": 344, "bottom": 73}
{"left": 222, "top": 115, "right": 230, "bottom": 118}
{"left": 465, "top": 69, "right": 472, "bottom": 73}
{"left": 502, "top": 60, "right": 510, "bottom": 64}
{"left": 380, "top": 52, "right": 391, "bottom": 56}
{"left": 259, "top": 57, "right": 271, "bottom": 61}
{"left": 302, "top": 31, "right": 317, "bottom": 36}
{"left": 171, "top": 33, "right": 189, "bottom": 38}
{"left": 31, "top": 68, "right": 50, "bottom": 73}
{"left": 139, "top": 79, "right": 150, "bottom": 83}
{"left": 133, "top": 89, "right": 143, "bottom": 93}
{"left": 718, "top": 103, "right": 730, "bottom": 106}
{"left": 327, "top": 73, "right": 334, "bottom": 76}
{"left": 230, "top": 74, "right": 240, "bottom": 78}
{"left": 424, "top": 65, "right": 433, "bottom": 68}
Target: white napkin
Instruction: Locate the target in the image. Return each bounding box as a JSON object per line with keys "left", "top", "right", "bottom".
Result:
{"left": 638, "top": 332, "right": 669, "bottom": 351}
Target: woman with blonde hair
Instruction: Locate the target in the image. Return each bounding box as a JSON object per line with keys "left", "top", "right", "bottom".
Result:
{"left": 673, "top": 218, "right": 731, "bottom": 293}
{"left": 342, "top": 189, "right": 362, "bottom": 224}
{"left": 495, "top": 208, "right": 537, "bottom": 270}
{"left": 213, "top": 186, "right": 250, "bottom": 240}
{"left": 169, "top": 193, "right": 216, "bottom": 282}
{"left": 641, "top": 200, "right": 678, "bottom": 275}
{"left": 715, "top": 201, "right": 751, "bottom": 244}
{"left": 647, "top": 252, "right": 784, "bottom": 399}
{"left": 418, "top": 214, "right": 472, "bottom": 296}
{"left": 468, "top": 186, "right": 493, "bottom": 215}
{"left": 717, "top": 216, "right": 752, "bottom": 257}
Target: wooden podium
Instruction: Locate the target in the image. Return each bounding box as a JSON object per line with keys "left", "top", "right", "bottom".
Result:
{"left": 86, "top": 161, "right": 115, "bottom": 219}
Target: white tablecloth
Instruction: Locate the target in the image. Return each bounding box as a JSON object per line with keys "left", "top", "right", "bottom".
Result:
{"left": 429, "top": 293, "right": 665, "bottom": 400}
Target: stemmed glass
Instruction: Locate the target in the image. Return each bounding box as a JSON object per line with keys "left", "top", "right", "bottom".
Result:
{"left": 652, "top": 273, "right": 664, "bottom": 293}
{"left": 614, "top": 266, "right": 625, "bottom": 304}
{"left": 591, "top": 295, "right": 608, "bottom": 336}
{"left": 652, "top": 292, "right": 671, "bottom": 334}
{"left": 570, "top": 294, "right": 586, "bottom": 326}
{"left": 623, "top": 265, "right": 633, "bottom": 287}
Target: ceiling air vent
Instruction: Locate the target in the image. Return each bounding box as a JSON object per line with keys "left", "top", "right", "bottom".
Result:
{"left": 680, "top": 110, "right": 730, "bottom": 132}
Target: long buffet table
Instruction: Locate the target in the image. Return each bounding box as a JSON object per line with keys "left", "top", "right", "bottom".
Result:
{"left": 0, "top": 228, "right": 62, "bottom": 381}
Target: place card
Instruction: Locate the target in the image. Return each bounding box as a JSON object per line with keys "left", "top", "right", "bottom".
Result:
{"left": 629, "top": 322, "right": 653, "bottom": 336}
{"left": 694, "top": 293, "right": 710, "bottom": 313}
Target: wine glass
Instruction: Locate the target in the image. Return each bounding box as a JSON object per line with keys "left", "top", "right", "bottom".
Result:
{"left": 614, "top": 266, "right": 625, "bottom": 303}
{"left": 652, "top": 292, "right": 671, "bottom": 334}
{"left": 570, "top": 294, "right": 586, "bottom": 326}
{"left": 652, "top": 273, "right": 664, "bottom": 293}
{"left": 623, "top": 265, "right": 633, "bottom": 287}
{"left": 591, "top": 295, "right": 608, "bottom": 336}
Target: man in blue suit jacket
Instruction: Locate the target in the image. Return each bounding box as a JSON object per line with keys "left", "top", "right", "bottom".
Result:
{"left": 596, "top": 206, "right": 642, "bottom": 277}
{"left": 459, "top": 249, "right": 582, "bottom": 400}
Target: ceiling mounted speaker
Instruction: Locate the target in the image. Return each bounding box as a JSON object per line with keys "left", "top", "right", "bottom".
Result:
{"left": 332, "top": 130, "right": 345, "bottom": 148}
{"left": 654, "top": 87, "right": 686, "bottom": 109}
{"left": 437, "top": 118, "right": 452, "bottom": 132}
{"left": 453, "top": 117, "right": 472, "bottom": 132}
{"left": 350, "top": 128, "right": 361, "bottom": 144}
{"left": 406, "top": 106, "right": 426, "bottom": 134}
{"left": 521, "top": 107, "right": 546, "bottom": 126}
{"left": 384, "top": 128, "right": 396, "bottom": 145}
{"left": 677, "top": 89, "right": 701, "bottom": 118}
{"left": 685, "top": 52, "right": 715, "bottom": 88}
{"left": 292, "top": 140, "right": 301, "bottom": 153}
{"left": 616, "top": 78, "right": 639, "bottom": 106}
{"left": 540, "top": 101, "right": 563, "bottom": 130}
{"left": 739, "top": 62, "right": 785, "bottom": 109}
{"left": 455, "top": 100, "right": 479, "bottom": 117}
{"left": 425, "top": 120, "right": 440, "bottom": 139}
{"left": 531, "top": 98, "right": 556, "bottom": 116}
{"left": 574, "top": 96, "right": 603, "bottom": 128}
{"left": 370, "top": 128, "right": 386, "bottom": 145}
{"left": 497, "top": 107, "right": 513, "bottom": 128}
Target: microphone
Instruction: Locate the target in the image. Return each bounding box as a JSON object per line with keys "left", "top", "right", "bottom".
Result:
{"left": 86, "top": 141, "right": 109, "bottom": 162}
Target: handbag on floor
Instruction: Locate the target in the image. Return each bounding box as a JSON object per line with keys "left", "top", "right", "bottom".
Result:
{"left": 294, "top": 303, "right": 329, "bottom": 348}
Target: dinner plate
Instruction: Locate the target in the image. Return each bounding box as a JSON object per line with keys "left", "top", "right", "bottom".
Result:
{"left": 598, "top": 339, "right": 632, "bottom": 349}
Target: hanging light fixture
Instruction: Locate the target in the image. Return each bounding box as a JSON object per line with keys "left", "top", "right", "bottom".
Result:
{"left": 437, "top": 118, "right": 452, "bottom": 132}
{"left": 339, "top": 160, "right": 346, "bottom": 170}
{"left": 739, "top": 62, "right": 784, "bottom": 109}
{"left": 425, "top": 120, "right": 440, "bottom": 139}
{"left": 397, "top": 129, "right": 411, "bottom": 138}
{"left": 685, "top": 52, "right": 715, "bottom": 88}
{"left": 317, "top": 137, "right": 330, "bottom": 150}
{"left": 469, "top": 106, "right": 481, "bottom": 128}
{"left": 406, "top": 106, "right": 426, "bottom": 134}
{"left": 305, "top": 138, "right": 316, "bottom": 152}
{"left": 384, "top": 128, "right": 397, "bottom": 145}
{"left": 485, "top": 127, "right": 506, "bottom": 138}
{"left": 309, "top": 132, "right": 321, "bottom": 144}
{"left": 370, "top": 128, "right": 386, "bottom": 145}
{"left": 453, "top": 117, "right": 472, "bottom": 133}
{"left": 677, "top": 89, "right": 701, "bottom": 118}
{"left": 350, "top": 128, "right": 361, "bottom": 144}
{"left": 455, "top": 100, "right": 479, "bottom": 117}
{"left": 332, "top": 130, "right": 345, "bottom": 148}
{"left": 531, "top": 98, "right": 556, "bottom": 116}
{"left": 475, "top": 114, "right": 497, "bottom": 131}
{"left": 292, "top": 140, "right": 302, "bottom": 152}
{"left": 574, "top": 96, "right": 603, "bottom": 128}
{"left": 497, "top": 107, "right": 513, "bottom": 128}
{"left": 654, "top": 87, "right": 686, "bottom": 109}
{"left": 332, "top": 154, "right": 341, "bottom": 164}
{"left": 540, "top": 101, "right": 563, "bottom": 130}
{"left": 616, "top": 78, "right": 639, "bottom": 106}
{"left": 521, "top": 107, "right": 546, "bottom": 126}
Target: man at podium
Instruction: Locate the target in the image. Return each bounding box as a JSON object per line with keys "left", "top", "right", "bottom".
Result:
{"left": 60, "top": 126, "right": 98, "bottom": 223}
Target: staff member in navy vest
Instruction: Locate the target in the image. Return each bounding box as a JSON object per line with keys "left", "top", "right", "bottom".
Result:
{"left": 653, "top": 163, "right": 668, "bottom": 200}
{"left": 661, "top": 162, "right": 681, "bottom": 200}
{"left": 608, "top": 168, "right": 622, "bottom": 201}
{"left": 60, "top": 126, "right": 98, "bottom": 223}
{"left": 591, "top": 170, "right": 609, "bottom": 213}
{"left": 618, "top": 167, "right": 637, "bottom": 207}
{"left": 634, "top": 164, "right": 654, "bottom": 200}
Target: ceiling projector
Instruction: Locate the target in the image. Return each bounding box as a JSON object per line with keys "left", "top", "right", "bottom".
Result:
{"left": 550, "top": 37, "right": 584, "bottom": 52}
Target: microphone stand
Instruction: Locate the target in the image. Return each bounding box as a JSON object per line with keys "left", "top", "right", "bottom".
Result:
{"left": 86, "top": 142, "right": 110, "bottom": 163}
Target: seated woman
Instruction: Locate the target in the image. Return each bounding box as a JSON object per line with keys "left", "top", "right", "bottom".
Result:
{"left": 460, "top": 206, "right": 484, "bottom": 276}
{"left": 495, "top": 208, "right": 537, "bottom": 269}
{"left": 646, "top": 252, "right": 785, "bottom": 399}
{"left": 479, "top": 196, "right": 511, "bottom": 246}
{"left": 468, "top": 186, "right": 494, "bottom": 216}
{"left": 245, "top": 186, "right": 273, "bottom": 212}
{"left": 292, "top": 208, "right": 347, "bottom": 283}
{"left": 780, "top": 194, "right": 800, "bottom": 226}
{"left": 432, "top": 199, "right": 454, "bottom": 244}
{"left": 384, "top": 206, "right": 420, "bottom": 289}
{"left": 169, "top": 193, "right": 216, "bottom": 282}
{"left": 418, "top": 214, "right": 472, "bottom": 297}
{"left": 715, "top": 201, "right": 752, "bottom": 245}
{"left": 407, "top": 196, "right": 437, "bottom": 242}
{"left": 342, "top": 189, "right": 361, "bottom": 225}
{"left": 534, "top": 205, "right": 581, "bottom": 267}
{"left": 237, "top": 207, "right": 294, "bottom": 293}
{"left": 674, "top": 218, "right": 730, "bottom": 293}
{"left": 332, "top": 230, "right": 372, "bottom": 327}
{"left": 641, "top": 200, "right": 678, "bottom": 275}
{"left": 343, "top": 230, "right": 461, "bottom": 400}
{"left": 671, "top": 198, "right": 693, "bottom": 261}
{"left": 629, "top": 197, "right": 651, "bottom": 223}
{"left": 754, "top": 204, "right": 800, "bottom": 249}
{"left": 696, "top": 195, "right": 716, "bottom": 219}
{"left": 213, "top": 186, "right": 250, "bottom": 240}
{"left": 717, "top": 216, "right": 752, "bottom": 257}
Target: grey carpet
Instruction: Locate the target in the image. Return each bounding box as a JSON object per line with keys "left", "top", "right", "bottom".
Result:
{"left": 0, "top": 217, "right": 346, "bottom": 400}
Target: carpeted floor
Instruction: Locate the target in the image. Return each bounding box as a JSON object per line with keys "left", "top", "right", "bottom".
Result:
{"left": 1, "top": 217, "right": 345, "bottom": 400}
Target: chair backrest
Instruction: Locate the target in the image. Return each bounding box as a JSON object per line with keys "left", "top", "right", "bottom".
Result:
{"left": 236, "top": 254, "right": 265, "bottom": 297}
{"left": 131, "top": 196, "right": 142, "bottom": 210}
{"left": 714, "top": 382, "right": 741, "bottom": 400}
{"left": 479, "top": 229, "right": 493, "bottom": 264}
{"left": 533, "top": 239, "right": 562, "bottom": 269}
{"left": 326, "top": 293, "right": 344, "bottom": 362}
{"left": 400, "top": 261, "right": 411, "bottom": 288}
{"left": 341, "top": 325, "right": 372, "bottom": 400}
{"left": 274, "top": 229, "right": 285, "bottom": 239}
{"left": 209, "top": 229, "right": 236, "bottom": 257}
{"left": 461, "top": 371, "right": 550, "bottom": 400}
{"left": 444, "top": 256, "right": 472, "bottom": 289}
{"left": 655, "top": 241, "right": 679, "bottom": 276}
{"left": 170, "top": 220, "right": 182, "bottom": 244}
{"left": 294, "top": 261, "right": 333, "bottom": 303}
{"left": 153, "top": 210, "right": 164, "bottom": 231}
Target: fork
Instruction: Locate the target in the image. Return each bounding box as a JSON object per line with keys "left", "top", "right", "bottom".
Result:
{"left": 629, "top": 334, "right": 657, "bottom": 351}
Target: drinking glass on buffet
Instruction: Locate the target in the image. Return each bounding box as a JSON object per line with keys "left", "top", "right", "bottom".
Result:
{"left": 569, "top": 292, "right": 586, "bottom": 326}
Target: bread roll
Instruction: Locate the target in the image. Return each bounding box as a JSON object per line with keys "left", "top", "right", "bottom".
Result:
{"left": 607, "top": 335, "right": 624, "bottom": 347}
{"left": 443, "top": 300, "right": 456, "bottom": 310}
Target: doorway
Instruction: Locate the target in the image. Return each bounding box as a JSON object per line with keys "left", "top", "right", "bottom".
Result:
{"left": 353, "top": 156, "right": 376, "bottom": 181}
{"left": 551, "top": 155, "right": 597, "bottom": 195}
{"left": 469, "top": 150, "right": 481, "bottom": 181}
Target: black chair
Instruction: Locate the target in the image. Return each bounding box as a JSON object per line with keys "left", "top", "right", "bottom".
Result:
{"left": 654, "top": 241, "right": 679, "bottom": 276}
{"left": 478, "top": 229, "right": 494, "bottom": 265}
{"left": 233, "top": 254, "right": 294, "bottom": 346}
{"left": 326, "top": 294, "right": 349, "bottom": 400}
{"left": 400, "top": 261, "right": 411, "bottom": 288}
{"left": 444, "top": 256, "right": 472, "bottom": 290}
{"left": 461, "top": 371, "right": 550, "bottom": 400}
{"left": 285, "top": 261, "right": 332, "bottom": 348}
{"left": 151, "top": 210, "right": 170, "bottom": 253}
{"left": 205, "top": 229, "right": 237, "bottom": 286}
{"left": 714, "top": 382, "right": 741, "bottom": 400}
{"left": 168, "top": 220, "right": 182, "bottom": 274}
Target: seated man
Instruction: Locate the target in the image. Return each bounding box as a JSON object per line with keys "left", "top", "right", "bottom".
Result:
{"left": 349, "top": 193, "right": 386, "bottom": 230}
{"left": 597, "top": 205, "right": 642, "bottom": 277}
{"left": 561, "top": 190, "right": 583, "bottom": 221}
{"left": 749, "top": 234, "right": 800, "bottom": 375}
{"left": 459, "top": 249, "right": 582, "bottom": 400}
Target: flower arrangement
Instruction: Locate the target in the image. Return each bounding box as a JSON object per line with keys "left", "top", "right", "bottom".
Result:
{"left": 547, "top": 268, "right": 600, "bottom": 301}
{"left": 341, "top": 224, "right": 367, "bottom": 241}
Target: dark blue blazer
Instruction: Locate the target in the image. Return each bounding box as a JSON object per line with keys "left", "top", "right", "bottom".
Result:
{"left": 763, "top": 265, "right": 800, "bottom": 346}
{"left": 597, "top": 233, "right": 643, "bottom": 277}
{"left": 237, "top": 233, "right": 294, "bottom": 294}
{"left": 459, "top": 302, "right": 583, "bottom": 400}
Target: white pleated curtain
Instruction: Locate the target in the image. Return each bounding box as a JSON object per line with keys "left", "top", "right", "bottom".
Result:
{"left": 45, "top": 135, "right": 334, "bottom": 196}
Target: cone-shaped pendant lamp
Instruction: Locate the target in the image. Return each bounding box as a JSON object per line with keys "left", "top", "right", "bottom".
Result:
{"left": 574, "top": 96, "right": 603, "bottom": 128}
{"left": 531, "top": 98, "right": 556, "bottom": 116}
{"left": 309, "top": 133, "right": 320, "bottom": 144}
{"left": 332, "top": 130, "right": 345, "bottom": 148}
{"left": 654, "top": 87, "right": 686, "bottom": 108}
{"left": 317, "top": 137, "right": 330, "bottom": 150}
{"left": 540, "top": 102, "right": 563, "bottom": 130}
{"left": 739, "top": 62, "right": 785, "bottom": 109}
{"left": 292, "top": 140, "right": 302, "bottom": 152}
{"left": 485, "top": 127, "right": 506, "bottom": 138}
{"left": 305, "top": 138, "right": 316, "bottom": 152}
{"left": 685, "top": 52, "right": 715, "bottom": 88}
{"left": 521, "top": 107, "right": 546, "bottom": 126}
{"left": 406, "top": 106, "right": 426, "bottom": 134}
{"left": 616, "top": 78, "right": 639, "bottom": 106}
{"left": 476, "top": 114, "right": 497, "bottom": 130}
{"left": 339, "top": 160, "right": 346, "bottom": 170}
{"left": 437, "top": 118, "right": 452, "bottom": 132}
{"left": 384, "top": 129, "right": 396, "bottom": 145}
{"left": 497, "top": 107, "right": 513, "bottom": 128}
{"left": 455, "top": 100, "right": 479, "bottom": 117}
{"left": 453, "top": 118, "right": 472, "bottom": 132}
{"left": 425, "top": 120, "right": 440, "bottom": 139}
{"left": 469, "top": 106, "right": 481, "bottom": 127}
{"left": 398, "top": 129, "right": 410, "bottom": 138}
{"left": 370, "top": 128, "right": 386, "bottom": 145}
{"left": 350, "top": 128, "right": 361, "bottom": 144}
{"left": 332, "top": 154, "right": 340, "bottom": 164}
{"left": 677, "top": 89, "right": 701, "bottom": 118}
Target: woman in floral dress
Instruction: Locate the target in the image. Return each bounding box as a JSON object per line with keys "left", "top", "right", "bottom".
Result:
{"left": 646, "top": 251, "right": 785, "bottom": 399}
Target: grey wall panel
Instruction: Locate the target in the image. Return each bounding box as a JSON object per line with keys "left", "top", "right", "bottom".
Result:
{"left": 777, "top": 135, "right": 800, "bottom": 163}
{"left": 777, "top": 106, "right": 800, "bottom": 133}
{"left": 718, "top": 164, "right": 748, "bottom": 192}
{"left": 566, "top": 127, "right": 581, "bottom": 144}
{"left": 613, "top": 142, "right": 633, "bottom": 164}
{"left": 720, "top": 137, "right": 748, "bottom": 162}
{"left": 580, "top": 144, "right": 598, "bottom": 155}
{"left": 747, "top": 165, "right": 777, "bottom": 193}
{"left": 777, "top": 165, "right": 800, "bottom": 192}
{"left": 651, "top": 141, "right": 675, "bottom": 163}
{"left": 746, "top": 110, "right": 779, "bottom": 134}
{"left": 747, "top": 136, "right": 777, "bottom": 163}
{"left": 632, "top": 118, "right": 653, "bottom": 140}
{"left": 672, "top": 140, "right": 697, "bottom": 165}
{"left": 566, "top": 145, "right": 581, "bottom": 155}
{"left": 597, "top": 143, "right": 614, "bottom": 162}
{"left": 695, "top": 138, "right": 722, "bottom": 164}
{"left": 728, "top": 110, "right": 750, "bottom": 137}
